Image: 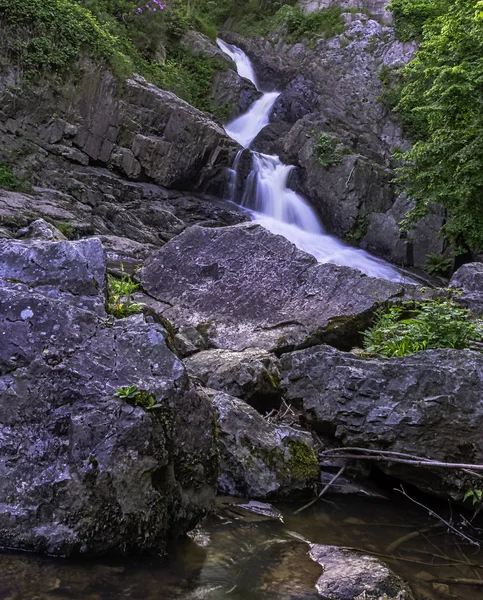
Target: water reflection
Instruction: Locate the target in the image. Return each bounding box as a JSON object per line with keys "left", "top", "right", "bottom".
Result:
{"left": 1, "top": 496, "right": 482, "bottom": 600}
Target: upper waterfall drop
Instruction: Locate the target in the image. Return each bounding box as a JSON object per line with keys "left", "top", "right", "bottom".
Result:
{"left": 216, "top": 39, "right": 408, "bottom": 283}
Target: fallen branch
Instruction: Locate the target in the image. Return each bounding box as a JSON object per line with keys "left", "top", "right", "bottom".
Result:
{"left": 294, "top": 466, "right": 346, "bottom": 514}
{"left": 320, "top": 447, "right": 483, "bottom": 475}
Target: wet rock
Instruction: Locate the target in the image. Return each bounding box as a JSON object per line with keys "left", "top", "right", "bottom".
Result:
{"left": 0, "top": 237, "right": 218, "bottom": 556}
{"left": 281, "top": 344, "right": 483, "bottom": 500}
{"left": 205, "top": 389, "right": 319, "bottom": 499}
{"left": 450, "top": 263, "right": 483, "bottom": 316}
{"left": 309, "top": 545, "right": 415, "bottom": 600}
{"left": 139, "top": 223, "right": 414, "bottom": 353}
{"left": 212, "top": 68, "right": 262, "bottom": 121}
{"left": 185, "top": 348, "right": 282, "bottom": 411}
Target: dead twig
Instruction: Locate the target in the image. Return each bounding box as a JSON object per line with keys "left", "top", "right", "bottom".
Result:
{"left": 396, "top": 487, "right": 481, "bottom": 548}
{"left": 294, "top": 466, "right": 346, "bottom": 514}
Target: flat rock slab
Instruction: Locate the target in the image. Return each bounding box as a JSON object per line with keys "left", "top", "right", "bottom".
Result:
{"left": 0, "top": 238, "right": 218, "bottom": 556}
{"left": 140, "top": 223, "right": 416, "bottom": 352}
{"left": 281, "top": 344, "right": 483, "bottom": 499}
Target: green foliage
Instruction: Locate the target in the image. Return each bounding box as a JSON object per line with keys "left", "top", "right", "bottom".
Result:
{"left": 275, "top": 5, "right": 346, "bottom": 43}
{"left": 0, "top": 0, "right": 133, "bottom": 76}
{"left": 464, "top": 488, "right": 483, "bottom": 506}
{"left": 107, "top": 267, "right": 145, "bottom": 318}
{"left": 388, "top": 0, "right": 453, "bottom": 41}
{"left": 314, "top": 133, "right": 342, "bottom": 168}
{"left": 362, "top": 299, "right": 483, "bottom": 357}
{"left": 114, "top": 385, "right": 162, "bottom": 410}
{"left": 425, "top": 252, "right": 452, "bottom": 277}
{"left": 0, "top": 164, "right": 31, "bottom": 192}
{"left": 393, "top": 0, "right": 483, "bottom": 251}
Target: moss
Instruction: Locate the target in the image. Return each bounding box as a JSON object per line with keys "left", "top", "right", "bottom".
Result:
{"left": 286, "top": 440, "right": 319, "bottom": 483}
{"left": 259, "top": 368, "right": 281, "bottom": 392}
{"left": 54, "top": 221, "right": 75, "bottom": 239}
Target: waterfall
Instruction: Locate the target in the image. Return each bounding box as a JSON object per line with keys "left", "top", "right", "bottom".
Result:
{"left": 216, "top": 39, "right": 407, "bottom": 282}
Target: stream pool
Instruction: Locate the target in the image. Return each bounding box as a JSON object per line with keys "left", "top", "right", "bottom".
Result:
{"left": 2, "top": 495, "right": 482, "bottom": 600}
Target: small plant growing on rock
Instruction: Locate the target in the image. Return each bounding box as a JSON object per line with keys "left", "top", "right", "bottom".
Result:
{"left": 362, "top": 299, "right": 483, "bottom": 357}
{"left": 115, "top": 385, "right": 162, "bottom": 410}
{"left": 314, "top": 133, "right": 343, "bottom": 168}
{"left": 107, "top": 266, "right": 145, "bottom": 318}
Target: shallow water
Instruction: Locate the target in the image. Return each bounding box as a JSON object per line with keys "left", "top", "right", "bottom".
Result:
{"left": 2, "top": 496, "right": 482, "bottom": 600}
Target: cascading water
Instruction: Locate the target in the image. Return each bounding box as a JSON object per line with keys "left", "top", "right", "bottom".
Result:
{"left": 217, "top": 39, "right": 408, "bottom": 282}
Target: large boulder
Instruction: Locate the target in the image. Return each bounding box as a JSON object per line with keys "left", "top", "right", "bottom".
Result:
{"left": 281, "top": 345, "right": 483, "bottom": 499}
{"left": 0, "top": 237, "right": 218, "bottom": 556}
{"left": 205, "top": 389, "right": 320, "bottom": 499}
{"left": 309, "top": 545, "right": 415, "bottom": 600}
{"left": 450, "top": 263, "right": 483, "bottom": 316}
{"left": 139, "top": 223, "right": 417, "bottom": 353}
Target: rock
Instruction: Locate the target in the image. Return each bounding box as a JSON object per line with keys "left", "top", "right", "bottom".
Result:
{"left": 212, "top": 68, "right": 262, "bottom": 120}
{"left": 205, "top": 389, "right": 319, "bottom": 499}
{"left": 281, "top": 344, "right": 483, "bottom": 499}
{"left": 185, "top": 348, "right": 282, "bottom": 411}
{"left": 450, "top": 263, "right": 483, "bottom": 316}
{"left": 309, "top": 545, "right": 415, "bottom": 600}
{"left": 15, "top": 218, "right": 67, "bottom": 241}
{"left": 0, "top": 180, "right": 248, "bottom": 251}
{"left": 0, "top": 237, "right": 218, "bottom": 556}
{"left": 139, "top": 223, "right": 415, "bottom": 353}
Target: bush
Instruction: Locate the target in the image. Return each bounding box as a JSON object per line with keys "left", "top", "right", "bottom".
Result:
{"left": 314, "top": 133, "right": 342, "bottom": 168}
{"left": 362, "top": 299, "right": 483, "bottom": 357}
{"left": 0, "top": 164, "right": 31, "bottom": 192}
{"left": 0, "top": 0, "right": 133, "bottom": 76}
{"left": 276, "top": 5, "right": 346, "bottom": 43}
{"left": 388, "top": 0, "right": 453, "bottom": 41}
{"left": 394, "top": 0, "right": 483, "bottom": 251}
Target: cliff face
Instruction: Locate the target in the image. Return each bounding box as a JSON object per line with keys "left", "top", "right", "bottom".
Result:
{"left": 0, "top": 50, "right": 251, "bottom": 259}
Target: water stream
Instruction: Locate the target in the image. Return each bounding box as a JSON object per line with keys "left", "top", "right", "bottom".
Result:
{"left": 3, "top": 496, "right": 481, "bottom": 600}
{"left": 216, "top": 39, "right": 407, "bottom": 282}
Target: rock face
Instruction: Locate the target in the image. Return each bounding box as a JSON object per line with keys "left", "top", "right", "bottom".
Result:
{"left": 450, "top": 263, "right": 483, "bottom": 316}
{"left": 281, "top": 345, "right": 483, "bottom": 499}
{"left": 205, "top": 389, "right": 319, "bottom": 499}
{"left": 139, "top": 223, "right": 415, "bottom": 353}
{"left": 309, "top": 545, "right": 415, "bottom": 600}
{"left": 185, "top": 348, "right": 282, "bottom": 411}
{"left": 0, "top": 61, "right": 246, "bottom": 253}
{"left": 0, "top": 237, "right": 218, "bottom": 556}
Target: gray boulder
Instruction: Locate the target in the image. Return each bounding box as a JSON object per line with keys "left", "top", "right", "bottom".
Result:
{"left": 309, "top": 545, "right": 415, "bottom": 600}
{"left": 0, "top": 237, "right": 218, "bottom": 556}
{"left": 139, "top": 223, "right": 415, "bottom": 353}
{"left": 281, "top": 345, "right": 483, "bottom": 499}
{"left": 205, "top": 389, "right": 319, "bottom": 499}
{"left": 450, "top": 263, "right": 483, "bottom": 316}
{"left": 185, "top": 348, "right": 282, "bottom": 411}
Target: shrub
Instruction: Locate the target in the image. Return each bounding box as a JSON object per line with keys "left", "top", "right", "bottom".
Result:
{"left": 0, "top": 164, "right": 32, "bottom": 192}
{"left": 279, "top": 6, "right": 346, "bottom": 43}
{"left": 314, "top": 133, "right": 342, "bottom": 168}
{"left": 388, "top": 0, "right": 453, "bottom": 41}
{"left": 362, "top": 299, "right": 483, "bottom": 357}
{"left": 425, "top": 252, "right": 452, "bottom": 277}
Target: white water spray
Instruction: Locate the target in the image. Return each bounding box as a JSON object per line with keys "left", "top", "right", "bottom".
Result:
{"left": 217, "top": 39, "right": 406, "bottom": 282}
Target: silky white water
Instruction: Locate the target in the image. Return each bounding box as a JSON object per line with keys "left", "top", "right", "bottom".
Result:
{"left": 216, "top": 39, "right": 406, "bottom": 282}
